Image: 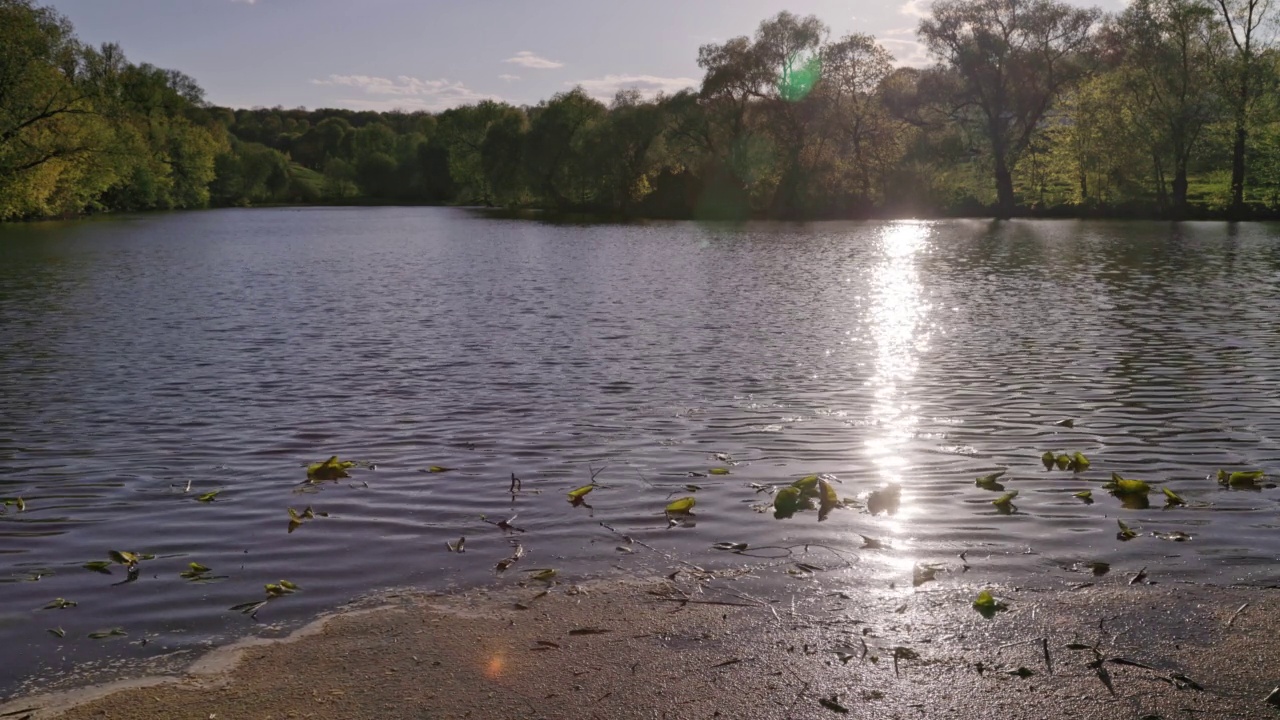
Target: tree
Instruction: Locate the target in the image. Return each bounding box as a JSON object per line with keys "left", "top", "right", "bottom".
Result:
{"left": 523, "top": 88, "right": 606, "bottom": 208}
{"left": 1207, "top": 0, "right": 1276, "bottom": 210}
{"left": 1110, "top": 0, "right": 1227, "bottom": 214}
{"left": 919, "top": 0, "right": 1099, "bottom": 217}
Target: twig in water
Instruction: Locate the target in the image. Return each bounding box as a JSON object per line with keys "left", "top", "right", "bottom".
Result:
{"left": 1042, "top": 637, "right": 1053, "bottom": 675}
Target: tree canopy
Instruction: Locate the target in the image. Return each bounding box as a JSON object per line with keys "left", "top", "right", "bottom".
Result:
{"left": 3, "top": 0, "right": 1280, "bottom": 221}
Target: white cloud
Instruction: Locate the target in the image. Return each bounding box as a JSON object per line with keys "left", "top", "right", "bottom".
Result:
{"left": 900, "top": 0, "right": 931, "bottom": 18}
{"left": 573, "top": 74, "right": 698, "bottom": 102}
{"left": 877, "top": 38, "right": 931, "bottom": 67}
{"left": 498, "top": 74, "right": 521, "bottom": 82}
{"left": 504, "top": 51, "right": 564, "bottom": 69}
{"left": 882, "top": 26, "right": 917, "bottom": 36}
{"left": 230, "top": 0, "right": 256, "bottom": 4}
{"left": 310, "top": 74, "right": 500, "bottom": 111}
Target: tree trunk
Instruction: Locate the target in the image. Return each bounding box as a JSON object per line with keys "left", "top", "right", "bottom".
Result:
{"left": 1172, "top": 162, "right": 1189, "bottom": 218}
{"left": 993, "top": 156, "right": 1015, "bottom": 219}
{"left": 1230, "top": 116, "right": 1247, "bottom": 212}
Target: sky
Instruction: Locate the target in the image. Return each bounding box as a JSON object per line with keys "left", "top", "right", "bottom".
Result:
{"left": 46, "top": 0, "right": 1124, "bottom": 112}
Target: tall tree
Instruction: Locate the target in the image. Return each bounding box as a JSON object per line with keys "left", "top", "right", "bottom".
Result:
{"left": 918, "top": 0, "right": 1099, "bottom": 217}
{"left": 1207, "top": 0, "right": 1275, "bottom": 210}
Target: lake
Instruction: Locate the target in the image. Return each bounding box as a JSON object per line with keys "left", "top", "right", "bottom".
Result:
{"left": 1, "top": 208, "right": 1279, "bottom": 698}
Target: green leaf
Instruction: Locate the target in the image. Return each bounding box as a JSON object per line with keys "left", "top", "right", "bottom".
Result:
{"left": 665, "top": 496, "right": 696, "bottom": 514}
{"left": 278, "top": 579, "right": 298, "bottom": 591}
{"left": 708, "top": 467, "right": 731, "bottom": 476}
{"left": 1226, "top": 470, "right": 1264, "bottom": 487}
{"left": 1055, "top": 454, "right": 1072, "bottom": 470}
{"left": 83, "top": 561, "right": 113, "bottom": 574}
{"left": 307, "top": 456, "right": 352, "bottom": 481}
{"left": 528, "top": 568, "right": 556, "bottom": 582}
{"left": 975, "top": 471, "right": 1007, "bottom": 489}
{"left": 48, "top": 627, "right": 65, "bottom": 638}
{"left": 1073, "top": 490, "right": 1092, "bottom": 500}
{"left": 972, "top": 589, "right": 1007, "bottom": 612}
{"left": 992, "top": 490, "right": 1019, "bottom": 507}
{"left": 567, "top": 485, "right": 594, "bottom": 501}
{"left": 43, "top": 598, "right": 76, "bottom": 610}
{"left": 427, "top": 466, "right": 454, "bottom": 473}
{"left": 817, "top": 479, "right": 839, "bottom": 521}
{"left": 1116, "top": 519, "right": 1137, "bottom": 540}
{"left": 108, "top": 550, "right": 140, "bottom": 566}
{"left": 1162, "top": 487, "right": 1186, "bottom": 506}
{"left": 774, "top": 486, "right": 804, "bottom": 517}
{"left": 1041, "top": 451, "right": 1057, "bottom": 470}
{"left": 188, "top": 562, "right": 211, "bottom": 573}
{"left": 1070, "top": 452, "right": 1090, "bottom": 472}
{"left": 196, "top": 490, "right": 220, "bottom": 503}
{"left": 88, "top": 627, "right": 127, "bottom": 640}
{"left": 1104, "top": 473, "right": 1150, "bottom": 496}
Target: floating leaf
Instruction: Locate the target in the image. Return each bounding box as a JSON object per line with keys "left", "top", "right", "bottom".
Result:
{"left": 83, "top": 561, "right": 112, "bottom": 574}
{"left": 866, "top": 483, "right": 902, "bottom": 516}
{"left": 43, "top": 598, "right": 76, "bottom": 610}
{"left": 1070, "top": 452, "right": 1091, "bottom": 472}
{"left": 713, "top": 453, "right": 732, "bottom": 462}
{"left": 1162, "top": 487, "right": 1186, "bottom": 506}
{"left": 278, "top": 579, "right": 298, "bottom": 591}
{"left": 912, "top": 563, "right": 941, "bottom": 587}
{"left": 992, "top": 490, "right": 1019, "bottom": 508}
{"left": 48, "top": 627, "right": 65, "bottom": 638}
{"left": 567, "top": 485, "right": 594, "bottom": 502}
{"left": 708, "top": 468, "right": 731, "bottom": 476}
{"left": 1116, "top": 519, "right": 1137, "bottom": 540}
{"left": 446, "top": 537, "right": 465, "bottom": 553}
{"left": 528, "top": 568, "right": 557, "bottom": 582}
{"left": 1073, "top": 490, "right": 1092, "bottom": 500}
{"left": 1105, "top": 473, "right": 1150, "bottom": 496}
{"left": 427, "top": 466, "right": 454, "bottom": 474}
{"left": 818, "top": 695, "right": 850, "bottom": 714}
{"left": 972, "top": 590, "right": 1007, "bottom": 613}
{"left": 975, "top": 471, "right": 1006, "bottom": 489}
{"left": 817, "top": 479, "right": 840, "bottom": 521}
{"left": 230, "top": 600, "right": 268, "bottom": 615}
{"left": 684, "top": 484, "right": 701, "bottom": 492}
{"left": 196, "top": 490, "right": 220, "bottom": 503}
{"left": 860, "top": 535, "right": 886, "bottom": 549}
{"left": 1055, "top": 419, "right": 1075, "bottom": 428}
{"left": 108, "top": 550, "right": 140, "bottom": 567}
{"left": 1008, "top": 667, "right": 1035, "bottom": 679}
{"left": 495, "top": 544, "right": 525, "bottom": 572}
{"left": 791, "top": 475, "right": 820, "bottom": 496}
{"left": 712, "top": 542, "right": 748, "bottom": 552}
{"left": 774, "top": 486, "right": 804, "bottom": 518}
{"left": 1041, "top": 451, "right": 1057, "bottom": 470}
{"left": 1219, "top": 469, "right": 1264, "bottom": 487}
{"left": 1157, "top": 531, "right": 1192, "bottom": 542}
{"left": 180, "top": 562, "right": 213, "bottom": 580}
{"left": 1055, "top": 454, "right": 1072, "bottom": 470}
{"left": 665, "top": 496, "right": 696, "bottom": 514}
{"left": 88, "top": 627, "right": 127, "bottom": 640}
{"left": 187, "top": 562, "right": 211, "bottom": 573}
{"left": 307, "top": 456, "right": 352, "bottom": 481}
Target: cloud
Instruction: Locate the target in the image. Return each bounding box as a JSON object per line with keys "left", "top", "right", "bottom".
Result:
{"left": 881, "top": 26, "right": 917, "bottom": 36}
{"left": 310, "top": 74, "right": 500, "bottom": 111}
{"left": 503, "top": 51, "right": 564, "bottom": 69}
{"left": 900, "top": 0, "right": 931, "bottom": 17}
{"left": 498, "top": 74, "right": 521, "bottom": 82}
{"left": 230, "top": 0, "right": 256, "bottom": 4}
{"left": 573, "top": 74, "right": 698, "bottom": 102}
{"left": 877, "top": 38, "right": 931, "bottom": 67}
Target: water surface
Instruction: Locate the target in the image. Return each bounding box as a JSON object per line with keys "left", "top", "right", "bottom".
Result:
{"left": 2, "top": 209, "right": 1279, "bottom": 697}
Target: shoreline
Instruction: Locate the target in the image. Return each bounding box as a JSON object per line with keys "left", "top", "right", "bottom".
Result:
{"left": 5, "top": 571, "right": 1280, "bottom": 719}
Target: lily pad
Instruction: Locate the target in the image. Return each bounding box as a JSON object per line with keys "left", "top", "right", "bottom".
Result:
{"left": 773, "top": 486, "right": 804, "bottom": 518}
{"left": 665, "top": 496, "right": 696, "bottom": 514}
{"left": 709, "top": 468, "right": 731, "bottom": 476}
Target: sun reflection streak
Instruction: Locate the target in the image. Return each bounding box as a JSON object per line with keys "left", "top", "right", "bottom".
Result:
{"left": 862, "top": 222, "right": 932, "bottom": 543}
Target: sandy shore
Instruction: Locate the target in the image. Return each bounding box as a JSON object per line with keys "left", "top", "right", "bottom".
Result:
{"left": 3, "top": 569, "right": 1279, "bottom": 720}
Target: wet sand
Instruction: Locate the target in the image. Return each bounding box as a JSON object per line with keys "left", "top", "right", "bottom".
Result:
{"left": 3, "top": 567, "right": 1280, "bottom": 720}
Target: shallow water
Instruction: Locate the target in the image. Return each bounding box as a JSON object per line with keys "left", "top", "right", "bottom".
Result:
{"left": 1, "top": 208, "right": 1279, "bottom": 697}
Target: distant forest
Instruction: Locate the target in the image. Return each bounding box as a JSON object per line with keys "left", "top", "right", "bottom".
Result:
{"left": 4, "top": 0, "right": 1280, "bottom": 221}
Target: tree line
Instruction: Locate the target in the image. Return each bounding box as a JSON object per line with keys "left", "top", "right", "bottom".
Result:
{"left": 4, "top": 0, "right": 1279, "bottom": 222}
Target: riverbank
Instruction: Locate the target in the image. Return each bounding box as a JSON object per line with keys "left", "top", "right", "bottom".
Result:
{"left": 4, "top": 569, "right": 1279, "bottom": 720}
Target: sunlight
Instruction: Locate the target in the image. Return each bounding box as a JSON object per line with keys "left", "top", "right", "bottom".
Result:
{"left": 863, "top": 221, "right": 932, "bottom": 537}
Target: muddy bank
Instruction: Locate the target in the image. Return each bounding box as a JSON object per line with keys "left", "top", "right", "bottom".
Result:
{"left": 3, "top": 568, "right": 1280, "bottom": 720}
